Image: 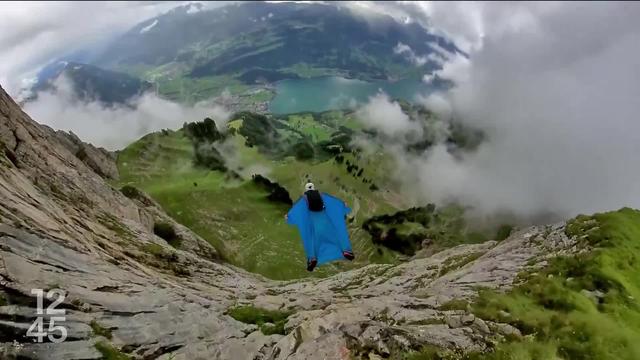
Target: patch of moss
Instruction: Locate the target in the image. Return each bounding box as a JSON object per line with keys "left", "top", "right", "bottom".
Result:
{"left": 407, "top": 318, "right": 446, "bottom": 326}
{"left": 170, "top": 265, "right": 191, "bottom": 277}
{"left": 142, "top": 243, "right": 166, "bottom": 257}
{"left": 97, "top": 213, "right": 133, "bottom": 240}
{"left": 438, "top": 252, "right": 485, "bottom": 277}
{"left": 401, "top": 344, "right": 462, "bottom": 360}
{"left": 94, "top": 342, "right": 130, "bottom": 360}
{"left": 0, "top": 292, "right": 7, "bottom": 306}
{"left": 228, "top": 305, "right": 293, "bottom": 335}
{"left": 90, "top": 320, "right": 113, "bottom": 340}
{"left": 120, "top": 185, "right": 142, "bottom": 200}
{"left": 437, "top": 299, "right": 470, "bottom": 312}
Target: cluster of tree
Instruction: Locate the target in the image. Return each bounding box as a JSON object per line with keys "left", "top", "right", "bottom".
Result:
{"left": 363, "top": 205, "right": 436, "bottom": 229}
{"left": 333, "top": 155, "right": 379, "bottom": 191}
{"left": 183, "top": 118, "right": 227, "bottom": 171}
{"left": 292, "top": 141, "right": 315, "bottom": 160}
{"left": 251, "top": 174, "right": 293, "bottom": 205}
{"left": 184, "top": 117, "right": 224, "bottom": 142}
{"left": 362, "top": 205, "right": 437, "bottom": 255}
{"left": 234, "top": 112, "right": 281, "bottom": 153}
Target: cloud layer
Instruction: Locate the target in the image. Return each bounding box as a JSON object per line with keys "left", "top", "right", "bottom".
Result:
{"left": 0, "top": 1, "right": 233, "bottom": 96}
{"left": 382, "top": 2, "right": 640, "bottom": 220}
{"left": 23, "top": 77, "right": 230, "bottom": 150}
{"left": 356, "top": 93, "right": 423, "bottom": 138}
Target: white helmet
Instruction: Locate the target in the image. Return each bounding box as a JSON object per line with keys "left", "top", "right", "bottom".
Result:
{"left": 305, "top": 182, "right": 315, "bottom": 191}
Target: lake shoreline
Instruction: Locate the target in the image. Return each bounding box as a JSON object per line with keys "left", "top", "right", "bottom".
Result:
{"left": 269, "top": 75, "right": 433, "bottom": 114}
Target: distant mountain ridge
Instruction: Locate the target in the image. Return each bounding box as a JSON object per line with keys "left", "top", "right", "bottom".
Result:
{"left": 96, "top": 2, "right": 458, "bottom": 81}
{"left": 28, "top": 2, "right": 461, "bottom": 105}
{"left": 28, "top": 61, "right": 152, "bottom": 106}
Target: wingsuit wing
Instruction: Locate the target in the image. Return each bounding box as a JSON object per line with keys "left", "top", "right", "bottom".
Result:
{"left": 286, "top": 194, "right": 353, "bottom": 265}
{"left": 286, "top": 197, "right": 314, "bottom": 260}
{"left": 320, "top": 193, "right": 352, "bottom": 254}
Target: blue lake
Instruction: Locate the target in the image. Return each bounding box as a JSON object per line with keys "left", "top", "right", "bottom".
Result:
{"left": 269, "top": 76, "right": 433, "bottom": 114}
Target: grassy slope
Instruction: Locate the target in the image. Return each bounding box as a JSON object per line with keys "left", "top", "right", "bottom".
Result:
{"left": 117, "top": 109, "right": 492, "bottom": 280}
{"left": 117, "top": 113, "right": 400, "bottom": 280}
{"left": 405, "top": 208, "right": 640, "bottom": 359}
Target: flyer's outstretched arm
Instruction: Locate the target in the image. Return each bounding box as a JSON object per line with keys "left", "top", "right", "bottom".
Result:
{"left": 286, "top": 197, "right": 316, "bottom": 260}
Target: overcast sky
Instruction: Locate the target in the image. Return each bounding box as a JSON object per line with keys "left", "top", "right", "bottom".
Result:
{"left": 0, "top": 1, "right": 237, "bottom": 95}
{"left": 0, "top": 0, "right": 489, "bottom": 96}
{"left": 355, "top": 1, "right": 640, "bottom": 220}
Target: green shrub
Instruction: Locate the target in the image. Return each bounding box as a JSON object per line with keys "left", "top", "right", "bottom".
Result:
{"left": 437, "top": 299, "right": 469, "bottom": 311}
{"left": 153, "top": 222, "right": 181, "bottom": 248}
{"left": 292, "top": 141, "right": 315, "bottom": 160}
{"left": 228, "top": 305, "right": 293, "bottom": 335}
{"left": 252, "top": 174, "right": 293, "bottom": 205}
{"left": 495, "top": 224, "right": 514, "bottom": 241}
{"left": 142, "top": 243, "right": 166, "bottom": 257}
{"left": 403, "top": 345, "right": 456, "bottom": 360}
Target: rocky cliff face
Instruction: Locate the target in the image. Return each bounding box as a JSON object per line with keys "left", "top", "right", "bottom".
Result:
{"left": 53, "top": 130, "right": 119, "bottom": 181}
{"left": 0, "top": 85, "right": 579, "bottom": 360}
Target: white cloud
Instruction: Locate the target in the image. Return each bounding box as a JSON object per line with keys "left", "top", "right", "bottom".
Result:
{"left": 0, "top": 2, "right": 181, "bottom": 95}
{"left": 356, "top": 92, "right": 423, "bottom": 137}
{"left": 417, "top": 93, "right": 452, "bottom": 121}
{"left": 140, "top": 19, "right": 159, "bottom": 34}
{"left": 23, "top": 76, "right": 230, "bottom": 150}
{"left": 401, "top": 2, "right": 640, "bottom": 220}
{"left": 186, "top": 3, "right": 203, "bottom": 14}
{"left": 423, "top": 51, "right": 471, "bottom": 85}
{"left": 0, "top": 1, "right": 232, "bottom": 97}
{"left": 393, "top": 42, "right": 428, "bottom": 66}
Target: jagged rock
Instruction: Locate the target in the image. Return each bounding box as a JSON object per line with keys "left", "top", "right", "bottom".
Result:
{"left": 461, "top": 314, "right": 475, "bottom": 326}
{"left": 0, "top": 84, "right": 579, "bottom": 359}
{"left": 471, "top": 318, "right": 490, "bottom": 335}
{"left": 581, "top": 289, "right": 605, "bottom": 304}
{"left": 446, "top": 315, "right": 464, "bottom": 329}
{"left": 489, "top": 322, "right": 522, "bottom": 339}
{"left": 54, "top": 130, "right": 119, "bottom": 180}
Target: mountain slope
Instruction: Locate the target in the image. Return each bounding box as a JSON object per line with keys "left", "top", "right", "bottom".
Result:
{"left": 99, "top": 2, "right": 454, "bottom": 81}
{"left": 115, "top": 108, "right": 490, "bottom": 280}
{"left": 30, "top": 61, "right": 152, "bottom": 106}
{"left": 81, "top": 2, "right": 458, "bottom": 104}
{"left": 1, "top": 84, "right": 638, "bottom": 360}
{"left": 30, "top": 3, "right": 459, "bottom": 107}
{"left": 116, "top": 112, "right": 401, "bottom": 279}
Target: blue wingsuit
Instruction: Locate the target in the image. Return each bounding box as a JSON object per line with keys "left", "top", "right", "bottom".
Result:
{"left": 286, "top": 193, "right": 353, "bottom": 265}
